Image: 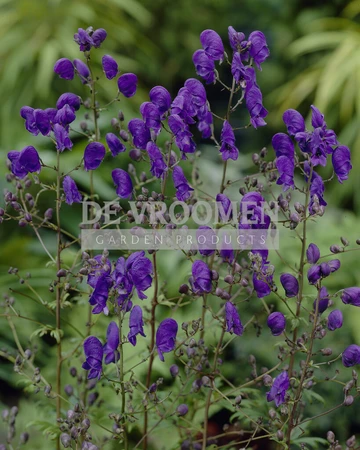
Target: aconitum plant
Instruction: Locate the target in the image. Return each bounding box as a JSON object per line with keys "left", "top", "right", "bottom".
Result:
{"left": 1, "top": 24, "right": 359, "bottom": 450}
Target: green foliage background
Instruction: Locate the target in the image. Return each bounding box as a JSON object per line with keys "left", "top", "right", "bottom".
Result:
{"left": 1, "top": 0, "right": 360, "bottom": 448}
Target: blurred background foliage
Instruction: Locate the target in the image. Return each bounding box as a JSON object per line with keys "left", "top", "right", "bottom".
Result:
{"left": 1, "top": 0, "right": 360, "bottom": 448}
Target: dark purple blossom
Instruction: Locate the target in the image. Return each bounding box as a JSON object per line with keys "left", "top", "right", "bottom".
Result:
{"left": 74, "top": 28, "right": 93, "bottom": 52}
{"left": 128, "top": 118, "right": 151, "bottom": 149}
{"left": 196, "top": 104, "right": 213, "bottom": 139}
{"left": 149, "top": 86, "right": 171, "bottom": 117}
{"left": 219, "top": 120, "right": 239, "bottom": 161}
{"left": 128, "top": 305, "right": 146, "bottom": 346}
{"left": 184, "top": 78, "right": 207, "bottom": 110}
{"left": 126, "top": 251, "right": 153, "bottom": 300}
{"left": 87, "top": 255, "right": 111, "bottom": 288}
{"left": 82, "top": 336, "right": 103, "bottom": 380}
{"left": 248, "top": 31, "right": 269, "bottom": 69}
{"left": 112, "top": 168, "right": 133, "bottom": 199}
{"left": 106, "top": 133, "right": 126, "bottom": 156}
{"left": 54, "top": 124, "right": 73, "bottom": 152}
{"left": 54, "top": 104, "right": 76, "bottom": 127}
{"left": 20, "top": 106, "right": 38, "bottom": 135}
{"left": 89, "top": 275, "right": 112, "bottom": 315}
{"left": 172, "top": 166, "right": 194, "bottom": 201}
{"left": 156, "top": 318, "right": 178, "bottom": 362}
{"left": 73, "top": 59, "right": 90, "bottom": 83}
{"left": 56, "top": 93, "right": 81, "bottom": 111}
{"left": 272, "top": 133, "right": 294, "bottom": 158}
{"left": 266, "top": 371, "right": 289, "bottom": 407}
{"left": 8, "top": 146, "right": 41, "bottom": 179}
{"left": 197, "top": 226, "right": 216, "bottom": 256}
{"left": 313, "top": 286, "right": 330, "bottom": 313}
{"left": 54, "top": 58, "right": 74, "bottom": 80}
{"left": 342, "top": 345, "right": 360, "bottom": 367}
{"left": 280, "top": 273, "right": 299, "bottom": 298}
{"left": 146, "top": 142, "right": 168, "bottom": 178}
{"left": 245, "top": 79, "right": 268, "bottom": 128}
{"left": 307, "top": 243, "right": 320, "bottom": 264}
{"left": 102, "top": 54, "right": 118, "bottom": 79}
{"left": 307, "top": 265, "right": 321, "bottom": 285}
{"left": 200, "top": 29, "right": 224, "bottom": 61}
{"left": 63, "top": 176, "right": 82, "bottom": 205}
{"left": 267, "top": 312, "right": 286, "bottom": 336}
{"left": 228, "top": 26, "right": 245, "bottom": 51}
{"left": 84, "top": 142, "right": 106, "bottom": 170}
{"left": 225, "top": 302, "right": 243, "bottom": 336}
{"left": 311, "top": 105, "right": 325, "bottom": 128}
{"left": 341, "top": 287, "right": 360, "bottom": 307}
{"left": 327, "top": 310, "right": 343, "bottom": 331}
{"left": 92, "top": 28, "right": 107, "bottom": 47}
{"left": 168, "top": 114, "right": 196, "bottom": 158}
{"left": 177, "top": 404, "right": 189, "bottom": 416}
{"left": 189, "top": 260, "right": 212, "bottom": 294}
{"left": 219, "top": 236, "right": 235, "bottom": 263}
{"left": 118, "top": 73, "right": 138, "bottom": 98}
{"left": 253, "top": 269, "right": 272, "bottom": 298}
{"left": 283, "top": 109, "right": 305, "bottom": 136}
{"left": 276, "top": 156, "right": 295, "bottom": 191}
{"left": 140, "top": 102, "right": 161, "bottom": 134}
{"left": 192, "top": 50, "right": 216, "bottom": 84}
{"left": 231, "top": 52, "right": 246, "bottom": 83}
{"left": 332, "top": 146, "right": 352, "bottom": 184}
{"left": 33, "top": 109, "right": 51, "bottom": 135}
{"left": 216, "top": 193, "right": 232, "bottom": 222}
{"left": 103, "top": 322, "right": 119, "bottom": 364}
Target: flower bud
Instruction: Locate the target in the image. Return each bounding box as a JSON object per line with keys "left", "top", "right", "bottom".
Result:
{"left": 176, "top": 404, "right": 188, "bottom": 416}
{"left": 57, "top": 269, "right": 67, "bottom": 278}
{"left": 326, "top": 430, "right": 335, "bottom": 443}
{"left": 60, "top": 433, "right": 71, "bottom": 448}
{"left": 44, "top": 208, "right": 53, "bottom": 220}
{"left": 170, "top": 364, "right": 179, "bottom": 378}
{"left": 346, "top": 435, "right": 356, "bottom": 448}
{"left": 344, "top": 395, "right": 354, "bottom": 406}
{"left": 20, "top": 432, "right": 30, "bottom": 444}
{"left": 234, "top": 395, "right": 242, "bottom": 405}
{"left": 341, "top": 236, "right": 349, "bottom": 246}
{"left": 64, "top": 385, "right": 73, "bottom": 396}
{"left": 178, "top": 284, "right": 189, "bottom": 294}
{"left": 320, "top": 348, "right": 332, "bottom": 356}
{"left": 276, "top": 430, "right": 284, "bottom": 441}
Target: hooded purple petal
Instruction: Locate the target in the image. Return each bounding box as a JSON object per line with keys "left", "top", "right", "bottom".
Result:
{"left": 342, "top": 345, "right": 360, "bottom": 368}
{"left": 149, "top": 86, "right": 171, "bottom": 116}
{"left": 192, "top": 49, "right": 216, "bottom": 84}
{"left": 172, "top": 166, "right": 194, "bottom": 201}
{"left": 106, "top": 133, "right": 126, "bottom": 156}
{"left": 118, "top": 73, "right": 138, "bottom": 98}
{"left": 128, "top": 118, "right": 151, "bottom": 149}
{"left": 332, "top": 146, "right": 352, "bottom": 184}
{"left": 102, "top": 55, "right": 118, "bottom": 80}
{"left": 84, "top": 142, "right": 106, "bottom": 170}
{"left": 54, "top": 58, "right": 74, "bottom": 80}
{"left": 56, "top": 93, "right": 81, "bottom": 111}
{"left": 282, "top": 109, "right": 305, "bottom": 136}
{"left": 306, "top": 243, "right": 320, "bottom": 264}
{"left": 200, "top": 29, "right": 224, "bottom": 61}
{"left": 341, "top": 287, "right": 360, "bottom": 307}
{"left": 327, "top": 310, "right": 343, "bottom": 331}
{"left": 112, "top": 168, "right": 133, "bottom": 199}
{"left": 280, "top": 273, "right": 299, "bottom": 298}
{"left": 248, "top": 31, "right": 269, "bottom": 69}
{"left": 63, "top": 175, "right": 82, "bottom": 205}
{"left": 128, "top": 305, "right": 146, "bottom": 346}
{"left": 267, "top": 312, "right": 286, "bottom": 336}
{"left": 156, "top": 318, "right": 178, "bottom": 362}
{"left": 225, "top": 302, "right": 243, "bottom": 336}
{"left": 73, "top": 59, "right": 90, "bottom": 83}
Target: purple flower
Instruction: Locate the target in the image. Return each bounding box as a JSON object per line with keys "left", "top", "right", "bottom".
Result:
{"left": 327, "top": 310, "right": 343, "bottom": 331}
{"left": 283, "top": 109, "right": 305, "bottom": 136}
{"left": 197, "top": 104, "right": 213, "bottom": 139}
{"left": 307, "top": 243, "right": 320, "bottom": 264}
{"left": 171, "top": 89, "right": 197, "bottom": 125}
{"left": 33, "top": 109, "right": 51, "bottom": 135}
{"left": 280, "top": 273, "right": 299, "bottom": 298}
{"left": 128, "top": 118, "right": 151, "bottom": 150}
{"left": 189, "top": 260, "right": 212, "bottom": 294}
{"left": 87, "top": 255, "right": 111, "bottom": 288}
{"left": 118, "top": 73, "right": 138, "bottom": 98}
{"left": 56, "top": 93, "right": 81, "bottom": 111}
{"left": 253, "top": 269, "right": 272, "bottom": 298}
{"left": 225, "top": 302, "right": 243, "bottom": 336}
{"left": 197, "top": 226, "right": 216, "bottom": 256}
{"left": 219, "top": 120, "right": 239, "bottom": 161}
{"left": 54, "top": 104, "right": 76, "bottom": 127}
{"left": 216, "top": 193, "right": 232, "bottom": 222}
{"left": 20, "top": 106, "right": 38, "bottom": 135}
{"left": 266, "top": 371, "right": 289, "bottom": 407}
{"left": 149, "top": 86, "right": 171, "bottom": 117}
{"left": 73, "top": 59, "right": 90, "bottom": 83}
{"left": 128, "top": 305, "right": 146, "bottom": 346}
{"left": 313, "top": 286, "right": 330, "bottom": 314}
{"left": 84, "top": 142, "right": 106, "bottom": 170}
{"left": 219, "top": 235, "right": 235, "bottom": 263}
{"left": 248, "top": 31, "right": 269, "bottom": 69}
{"left": 74, "top": 28, "right": 93, "bottom": 52}
{"left": 140, "top": 102, "right": 161, "bottom": 134}
{"left": 112, "top": 168, "right": 133, "bottom": 199}
{"left": 276, "top": 156, "right": 295, "bottom": 191}
{"left": 342, "top": 345, "right": 360, "bottom": 367}
{"left": 172, "top": 166, "right": 194, "bottom": 201}
{"left": 63, "top": 176, "right": 82, "bottom": 205}
{"left": 245, "top": 81, "right": 268, "bottom": 128}
{"left": 307, "top": 265, "right": 321, "bottom": 285}
{"left": 184, "top": 78, "right": 207, "bottom": 110}
{"left": 89, "top": 275, "right": 112, "bottom": 315}
{"left": 106, "top": 133, "right": 126, "bottom": 156}
{"left": 192, "top": 50, "right": 216, "bottom": 84}
{"left": 177, "top": 404, "right": 189, "bottom": 416}
{"left": 267, "top": 312, "right": 286, "bottom": 336}
{"left": 332, "top": 146, "right": 352, "bottom": 184}
{"left": 102, "top": 54, "right": 118, "bottom": 80}
{"left": 103, "top": 322, "right": 120, "bottom": 364}
{"left": 231, "top": 52, "right": 246, "bottom": 84}
{"left": 200, "top": 29, "right": 224, "bottom": 61}
{"left": 92, "top": 28, "right": 107, "bottom": 48}
{"left": 272, "top": 133, "right": 294, "bottom": 158}
{"left": 146, "top": 142, "right": 168, "bottom": 178}
{"left": 168, "top": 114, "right": 196, "bottom": 158}
{"left": 156, "top": 318, "right": 178, "bottom": 362}
{"left": 341, "top": 287, "right": 360, "bottom": 306}
{"left": 228, "top": 26, "right": 245, "bottom": 51}
{"left": 311, "top": 105, "right": 325, "bottom": 128}
{"left": 54, "top": 58, "right": 74, "bottom": 80}
{"left": 82, "top": 336, "right": 103, "bottom": 380}
{"left": 54, "top": 124, "right": 73, "bottom": 152}
{"left": 8, "top": 146, "right": 41, "bottom": 179}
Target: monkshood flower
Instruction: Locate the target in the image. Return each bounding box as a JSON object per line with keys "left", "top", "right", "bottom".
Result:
{"left": 327, "top": 310, "right": 343, "bottom": 331}
{"left": 102, "top": 55, "right": 118, "bottom": 80}
{"left": 253, "top": 268, "right": 272, "bottom": 298}
{"left": 54, "top": 58, "right": 74, "bottom": 80}
{"left": 149, "top": 86, "right": 172, "bottom": 118}
{"left": 219, "top": 235, "right": 235, "bottom": 263}
{"left": 332, "top": 145, "right": 352, "bottom": 184}
{"left": 306, "top": 243, "right": 320, "bottom": 264}
{"left": 308, "top": 259, "right": 340, "bottom": 285}
{"left": 112, "top": 168, "right": 133, "bottom": 199}
{"left": 192, "top": 49, "right": 216, "bottom": 84}
{"left": 87, "top": 254, "right": 111, "bottom": 289}
{"left": 272, "top": 133, "right": 295, "bottom": 191}
{"left": 341, "top": 287, "right": 360, "bottom": 306}
{"left": 248, "top": 31, "right": 270, "bottom": 70}
{"left": 33, "top": 109, "right": 51, "bottom": 135}
{"left": 231, "top": 52, "right": 246, "bottom": 84}
{"left": 200, "top": 29, "right": 224, "bottom": 61}
{"left": 128, "top": 305, "right": 146, "bottom": 346}
{"left": 89, "top": 274, "right": 112, "bottom": 315}
{"left": 280, "top": 273, "right": 299, "bottom": 298}
{"left": 225, "top": 302, "right": 243, "bottom": 336}
{"left": 74, "top": 28, "right": 94, "bottom": 52}
{"left": 106, "top": 133, "right": 126, "bottom": 156}
{"left": 73, "top": 59, "right": 90, "bottom": 83}
{"left": 84, "top": 142, "right": 106, "bottom": 170}
{"left": 55, "top": 104, "right": 76, "bottom": 127}
{"left": 63, "top": 176, "right": 82, "bottom": 205}
{"left": 189, "top": 260, "right": 212, "bottom": 294}
{"left": 171, "top": 89, "right": 197, "bottom": 125}
{"left": 184, "top": 78, "right": 207, "bottom": 110}
{"left": 172, "top": 166, "right": 194, "bottom": 201}
{"left": 216, "top": 193, "right": 232, "bottom": 222}
{"left": 313, "top": 286, "right": 330, "bottom": 314}
{"left": 267, "top": 312, "right": 286, "bottom": 336}
{"left": 91, "top": 28, "right": 107, "bottom": 48}
{"left": 196, "top": 104, "right": 213, "bottom": 139}
{"left": 8, "top": 146, "right": 41, "bottom": 179}
{"left": 146, "top": 142, "right": 168, "bottom": 178}
{"left": 168, "top": 114, "right": 196, "bottom": 158}
{"left": 56, "top": 93, "right": 81, "bottom": 111}
{"left": 219, "top": 121, "right": 239, "bottom": 161}
{"left": 82, "top": 336, "right": 103, "bottom": 379}
{"left": 228, "top": 26, "right": 245, "bottom": 51}
{"left": 54, "top": 124, "right": 73, "bottom": 152}
{"left": 103, "top": 321, "right": 120, "bottom": 364}
{"left": 118, "top": 73, "right": 138, "bottom": 98}
{"left": 244, "top": 76, "right": 268, "bottom": 128}
{"left": 283, "top": 109, "right": 305, "bottom": 136}
{"left": 156, "top": 318, "right": 178, "bottom": 361}
{"left": 20, "top": 106, "right": 39, "bottom": 135}
{"left": 342, "top": 345, "right": 360, "bottom": 367}
{"left": 197, "top": 226, "right": 215, "bottom": 257}
{"left": 266, "top": 371, "right": 290, "bottom": 407}
{"left": 176, "top": 404, "right": 189, "bottom": 416}
{"left": 304, "top": 162, "right": 327, "bottom": 215}
{"left": 128, "top": 118, "right": 151, "bottom": 149}
{"left": 140, "top": 102, "right": 161, "bottom": 134}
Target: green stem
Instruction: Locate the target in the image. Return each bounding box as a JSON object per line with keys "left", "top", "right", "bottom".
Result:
{"left": 118, "top": 314, "right": 128, "bottom": 449}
